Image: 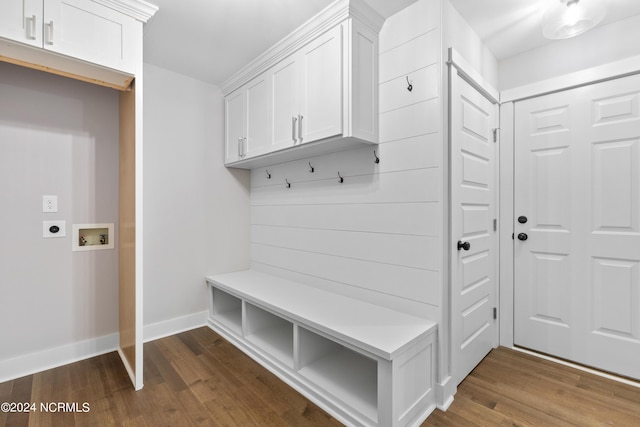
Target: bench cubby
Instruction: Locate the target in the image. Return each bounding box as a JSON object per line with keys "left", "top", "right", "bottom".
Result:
{"left": 298, "top": 327, "right": 378, "bottom": 423}
{"left": 245, "top": 302, "right": 294, "bottom": 368}
{"left": 210, "top": 287, "right": 242, "bottom": 335}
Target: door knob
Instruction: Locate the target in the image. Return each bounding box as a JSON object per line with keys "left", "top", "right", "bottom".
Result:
{"left": 517, "top": 233, "right": 528, "bottom": 241}
{"left": 457, "top": 240, "right": 471, "bottom": 251}
{"left": 518, "top": 216, "right": 528, "bottom": 224}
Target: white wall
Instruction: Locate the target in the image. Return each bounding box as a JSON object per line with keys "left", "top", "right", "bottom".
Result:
{"left": 499, "top": 14, "right": 640, "bottom": 90}
{"left": 0, "top": 62, "right": 120, "bottom": 379}
{"left": 248, "top": 0, "right": 442, "bottom": 320}
{"left": 443, "top": 0, "right": 498, "bottom": 89}
{"left": 143, "top": 64, "right": 250, "bottom": 337}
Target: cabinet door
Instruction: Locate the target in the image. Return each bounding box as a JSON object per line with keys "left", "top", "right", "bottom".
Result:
{"left": 271, "top": 55, "right": 300, "bottom": 151}
{"left": 299, "top": 25, "right": 343, "bottom": 144}
{"left": 43, "top": 0, "right": 137, "bottom": 74}
{"left": 225, "top": 89, "right": 246, "bottom": 164}
{"left": 0, "top": 0, "right": 42, "bottom": 47}
{"left": 245, "top": 75, "right": 271, "bottom": 159}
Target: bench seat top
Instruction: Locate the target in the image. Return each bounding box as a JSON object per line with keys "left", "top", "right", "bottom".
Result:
{"left": 206, "top": 270, "right": 437, "bottom": 361}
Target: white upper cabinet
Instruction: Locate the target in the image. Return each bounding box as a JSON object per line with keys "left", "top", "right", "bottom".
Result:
{"left": 225, "top": 74, "right": 272, "bottom": 163}
{"left": 245, "top": 75, "right": 272, "bottom": 159}
{"left": 298, "top": 24, "right": 343, "bottom": 146}
{"left": 0, "top": 0, "right": 140, "bottom": 75}
{"left": 270, "top": 25, "right": 343, "bottom": 151}
{"left": 225, "top": 89, "right": 246, "bottom": 164}
{"left": 44, "top": 0, "right": 137, "bottom": 74}
{"left": 223, "top": 0, "right": 383, "bottom": 168}
{"left": 271, "top": 55, "right": 300, "bottom": 152}
{"left": 0, "top": 0, "right": 42, "bottom": 48}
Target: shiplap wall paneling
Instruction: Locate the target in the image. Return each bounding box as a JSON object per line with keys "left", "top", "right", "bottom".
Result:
{"left": 251, "top": 201, "right": 441, "bottom": 236}
{"left": 249, "top": 0, "right": 442, "bottom": 321}
{"left": 251, "top": 226, "right": 440, "bottom": 270}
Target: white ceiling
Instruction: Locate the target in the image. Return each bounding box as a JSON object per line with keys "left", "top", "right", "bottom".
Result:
{"left": 143, "top": 0, "right": 416, "bottom": 86}
{"left": 449, "top": 0, "right": 640, "bottom": 60}
{"left": 142, "top": 0, "right": 640, "bottom": 86}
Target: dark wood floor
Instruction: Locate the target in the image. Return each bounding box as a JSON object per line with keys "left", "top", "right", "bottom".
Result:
{"left": 1, "top": 327, "right": 639, "bottom": 426}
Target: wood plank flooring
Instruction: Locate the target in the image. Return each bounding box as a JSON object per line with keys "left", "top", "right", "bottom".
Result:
{"left": 424, "top": 347, "right": 640, "bottom": 426}
{"left": 1, "top": 327, "right": 639, "bottom": 426}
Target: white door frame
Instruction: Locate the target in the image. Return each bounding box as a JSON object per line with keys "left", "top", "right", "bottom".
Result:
{"left": 498, "top": 56, "right": 640, "bottom": 349}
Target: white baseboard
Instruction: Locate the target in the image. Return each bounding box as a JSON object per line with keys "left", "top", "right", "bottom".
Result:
{"left": 436, "top": 376, "right": 456, "bottom": 411}
{"left": 0, "top": 333, "right": 119, "bottom": 383}
{"left": 143, "top": 310, "right": 208, "bottom": 343}
{"left": 0, "top": 311, "right": 209, "bottom": 384}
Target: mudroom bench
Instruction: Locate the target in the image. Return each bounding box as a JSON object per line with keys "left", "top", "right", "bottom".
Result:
{"left": 205, "top": 270, "right": 437, "bottom": 427}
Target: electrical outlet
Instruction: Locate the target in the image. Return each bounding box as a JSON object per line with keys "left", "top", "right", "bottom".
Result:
{"left": 42, "top": 195, "right": 58, "bottom": 213}
{"left": 43, "top": 220, "right": 66, "bottom": 238}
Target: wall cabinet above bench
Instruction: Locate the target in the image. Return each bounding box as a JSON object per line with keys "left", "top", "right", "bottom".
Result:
{"left": 223, "top": 0, "right": 384, "bottom": 169}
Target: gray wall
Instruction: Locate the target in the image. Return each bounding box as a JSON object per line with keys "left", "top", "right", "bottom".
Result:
{"left": 143, "top": 64, "right": 250, "bottom": 330}
{"left": 0, "top": 62, "right": 119, "bottom": 361}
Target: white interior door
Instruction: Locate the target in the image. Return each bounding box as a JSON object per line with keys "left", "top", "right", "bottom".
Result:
{"left": 514, "top": 74, "right": 640, "bottom": 380}
{"left": 450, "top": 72, "right": 499, "bottom": 385}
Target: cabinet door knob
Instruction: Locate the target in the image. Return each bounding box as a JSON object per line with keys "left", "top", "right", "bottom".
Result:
{"left": 457, "top": 240, "right": 470, "bottom": 251}
{"left": 517, "top": 233, "right": 528, "bottom": 241}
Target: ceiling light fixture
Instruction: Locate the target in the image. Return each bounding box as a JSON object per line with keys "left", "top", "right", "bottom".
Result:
{"left": 542, "top": 0, "right": 607, "bottom": 39}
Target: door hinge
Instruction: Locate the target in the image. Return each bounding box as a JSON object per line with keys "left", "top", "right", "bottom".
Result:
{"left": 493, "top": 307, "right": 497, "bottom": 320}
{"left": 492, "top": 128, "right": 499, "bottom": 143}
{"left": 493, "top": 218, "right": 497, "bottom": 231}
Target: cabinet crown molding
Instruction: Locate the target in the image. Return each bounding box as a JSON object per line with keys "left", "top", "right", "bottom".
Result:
{"left": 221, "top": 0, "right": 384, "bottom": 96}
{"left": 93, "top": 0, "right": 159, "bottom": 22}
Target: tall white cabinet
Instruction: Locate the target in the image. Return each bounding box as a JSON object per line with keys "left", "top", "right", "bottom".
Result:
{"left": 0, "top": 0, "right": 158, "bottom": 391}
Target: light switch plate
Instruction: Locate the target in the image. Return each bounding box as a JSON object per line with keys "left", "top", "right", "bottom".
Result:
{"left": 43, "top": 220, "right": 66, "bottom": 238}
{"left": 42, "top": 195, "right": 58, "bottom": 213}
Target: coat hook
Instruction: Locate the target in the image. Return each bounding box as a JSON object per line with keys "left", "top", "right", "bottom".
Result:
{"left": 285, "top": 179, "right": 291, "bottom": 189}
{"left": 266, "top": 169, "right": 271, "bottom": 179}
{"left": 337, "top": 172, "right": 344, "bottom": 184}
{"left": 406, "top": 76, "right": 413, "bottom": 92}
{"left": 308, "top": 162, "right": 314, "bottom": 173}
{"left": 374, "top": 150, "right": 380, "bottom": 164}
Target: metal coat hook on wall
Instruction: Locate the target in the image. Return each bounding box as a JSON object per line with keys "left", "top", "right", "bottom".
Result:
{"left": 337, "top": 172, "right": 344, "bottom": 184}
{"left": 406, "top": 76, "right": 413, "bottom": 92}
{"left": 285, "top": 179, "right": 291, "bottom": 189}
{"left": 266, "top": 169, "right": 271, "bottom": 179}
{"left": 374, "top": 150, "right": 380, "bottom": 164}
{"left": 308, "top": 162, "right": 315, "bottom": 173}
